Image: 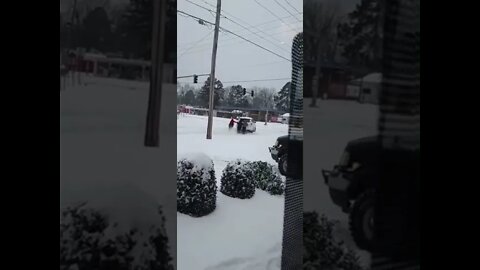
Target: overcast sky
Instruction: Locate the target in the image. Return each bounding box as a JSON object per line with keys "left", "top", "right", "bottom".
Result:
{"left": 177, "top": 0, "right": 303, "bottom": 90}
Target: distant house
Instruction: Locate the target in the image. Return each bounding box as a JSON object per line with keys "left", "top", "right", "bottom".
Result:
{"left": 355, "top": 73, "right": 382, "bottom": 104}
{"left": 76, "top": 52, "right": 176, "bottom": 83}
{"left": 215, "top": 106, "right": 282, "bottom": 122}
{"left": 304, "top": 61, "right": 351, "bottom": 99}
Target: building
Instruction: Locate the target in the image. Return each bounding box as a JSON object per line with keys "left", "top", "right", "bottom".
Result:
{"left": 215, "top": 106, "right": 282, "bottom": 122}
{"left": 356, "top": 73, "right": 382, "bottom": 104}
{"left": 76, "top": 52, "right": 176, "bottom": 83}
{"left": 304, "top": 60, "right": 351, "bottom": 99}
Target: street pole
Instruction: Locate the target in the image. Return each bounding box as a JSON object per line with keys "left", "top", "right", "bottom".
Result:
{"left": 206, "top": 0, "right": 221, "bottom": 140}
{"left": 144, "top": 0, "right": 166, "bottom": 147}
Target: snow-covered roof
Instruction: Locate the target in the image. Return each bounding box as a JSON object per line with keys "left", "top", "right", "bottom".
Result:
{"left": 83, "top": 53, "right": 107, "bottom": 59}
{"left": 239, "top": 117, "right": 252, "bottom": 120}
{"left": 282, "top": 113, "right": 290, "bottom": 117}
{"left": 362, "top": 73, "right": 382, "bottom": 83}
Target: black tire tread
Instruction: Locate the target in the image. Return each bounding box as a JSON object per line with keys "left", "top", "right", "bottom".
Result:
{"left": 349, "top": 189, "right": 375, "bottom": 251}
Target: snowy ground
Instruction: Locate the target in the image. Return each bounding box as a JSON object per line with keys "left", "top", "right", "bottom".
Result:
{"left": 304, "top": 98, "right": 379, "bottom": 268}
{"left": 177, "top": 114, "right": 287, "bottom": 270}
{"left": 60, "top": 75, "right": 178, "bottom": 268}
{"left": 60, "top": 75, "right": 378, "bottom": 269}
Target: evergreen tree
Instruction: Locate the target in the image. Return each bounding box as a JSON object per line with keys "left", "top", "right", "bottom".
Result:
{"left": 274, "top": 82, "right": 291, "bottom": 113}
{"left": 337, "top": 0, "right": 383, "bottom": 71}
{"left": 120, "top": 0, "right": 176, "bottom": 60}
{"left": 226, "top": 85, "right": 250, "bottom": 108}
{"left": 81, "top": 7, "right": 112, "bottom": 52}
{"left": 198, "top": 76, "right": 224, "bottom": 108}
{"left": 184, "top": 90, "right": 196, "bottom": 106}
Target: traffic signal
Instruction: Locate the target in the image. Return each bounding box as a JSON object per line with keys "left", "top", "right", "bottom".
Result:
{"left": 251, "top": 90, "right": 254, "bottom": 97}
{"left": 243, "top": 88, "right": 246, "bottom": 95}
{"left": 193, "top": 75, "right": 198, "bottom": 83}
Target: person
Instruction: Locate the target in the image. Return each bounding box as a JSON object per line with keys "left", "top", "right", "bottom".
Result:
{"left": 228, "top": 117, "right": 235, "bottom": 129}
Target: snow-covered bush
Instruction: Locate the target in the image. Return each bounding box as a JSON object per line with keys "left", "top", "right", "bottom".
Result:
{"left": 60, "top": 203, "right": 173, "bottom": 270}
{"left": 220, "top": 159, "right": 255, "bottom": 199}
{"left": 250, "top": 161, "right": 285, "bottom": 195}
{"left": 177, "top": 153, "right": 217, "bottom": 217}
{"left": 303, "top": 212, "right": 364, "bottom": 270}
{"left": 265, "top": 173, "right": 285, "bottom": 195}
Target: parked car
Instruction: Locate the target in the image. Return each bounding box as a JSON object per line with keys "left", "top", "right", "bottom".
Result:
{"left": 269, "top": 135, "right": 303, "bottom": 177}
{"left": 237, "top": 117, "right": 256, "bottom": 133}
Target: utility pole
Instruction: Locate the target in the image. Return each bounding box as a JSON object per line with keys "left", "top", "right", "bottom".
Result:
{"left": 206, "top": 0, "right": 221, "bottom": 140}
{"left": 144, "top": 0, "right": 166, "bottom": 147}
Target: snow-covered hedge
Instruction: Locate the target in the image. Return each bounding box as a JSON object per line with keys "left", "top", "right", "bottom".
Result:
{"left": 303, "top": 212, "right": 364, "bottom": 270}
{"left": 60, "top": 203, "right": 173, "bottom": 270}
{"left": 220, "top": 159, "right": 255, "bottom": 199}
{"left": 177, "top": 153, "right": 217, "bottom": 217}
{"left": 250, "top": 161, "right": 285, "bottom": 195}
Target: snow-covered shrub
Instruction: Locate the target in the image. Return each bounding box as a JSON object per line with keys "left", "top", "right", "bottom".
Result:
{"left": 250, "top": 161, "right": 285, "bottom": 195}
{"left": 177, "top": 153, "right": 217, "bottom": 217}
{"left": 303, "top": 212, "right": 364, "bottom": 270}
{"left": 60, "top": 203, "right": 173, "bottom": 270}
{"left": 265, "top": 173, "right": 285, "bottom": 195}
{"left": 220, "top": 159, "right": 255, "bottom": 199}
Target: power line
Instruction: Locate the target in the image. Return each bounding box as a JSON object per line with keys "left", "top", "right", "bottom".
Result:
{"left": 178, "top": 30, "right": 213, "bottom": 59}
{"left": 202, "top": 0, "right": 300, "bottom": 43}
{"left": 177, "top": 10, "right": 292, "bottom": 62}
{"left": 283, "top": 0, "right": 301, "bottom": 14}
{"left": 273, "top": 0, "right": 301, "bottom": 23}
{"left": 253, "top": 0, "right": 296, "bottom": 32}
{"left": 218, "top": 27, "right": 291, "bottom": 62}
{"left": 178, "top": 11, "right": 302, "bottom": 49}
{"left": 179, "top": 26, "right": 302, "bottom": 56}
{"left": 178, "top": 20, "right": 301, "bottom": 51}
{"left": 184, "top": 0, "right": 219, "bottom": 18}
{"left": 222, "top": 77, "right": 291, "bottom": 84}
{"left": 184, "top": 0, "right": 290, "bottom": 54}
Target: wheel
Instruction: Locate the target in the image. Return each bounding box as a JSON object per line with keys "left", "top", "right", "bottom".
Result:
{"left": 242, "top": 127, "right": 246, "bottom": 134}
{"left": 278, "top": 154, "right": 288, "bottom": 176}
{"left": 349, "top": 189, "right": 375, "bottom": 251}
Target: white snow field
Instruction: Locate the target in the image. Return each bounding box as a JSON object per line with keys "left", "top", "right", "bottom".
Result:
{"left": 177, "top": 114, "right": 287, "bottom": 270}
{"left": 304, "top": 98, "right": 379, "bottom": 268}
{"left": 60, "top": 76, "right": 178, "bottom": 268}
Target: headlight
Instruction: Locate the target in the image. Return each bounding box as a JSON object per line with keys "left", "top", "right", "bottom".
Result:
{"left": 350, "top": 162, "right": 361, "bottom": 171}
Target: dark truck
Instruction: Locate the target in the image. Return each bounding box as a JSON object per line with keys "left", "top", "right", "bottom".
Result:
{"left": 322, "top": 136, "right": 421, "bottom": 252}
{"left": 269, "top": 135, "right": 303, "bottom": 178}
{"left": 322, "top": 136, "right": 380, "bottom": 251}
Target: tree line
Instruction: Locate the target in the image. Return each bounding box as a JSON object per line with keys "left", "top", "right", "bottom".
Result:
{"left": 60, "top": 0, "right": 176, "bottom": 62}
{"left": 177, "top": 77, "right": 290, "bottom": 113}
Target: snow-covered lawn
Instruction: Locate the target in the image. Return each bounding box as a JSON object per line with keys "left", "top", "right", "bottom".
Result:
{"left": 60, "top": 76, "right": 178, "bottom": 268}
{"left": 177, "top": 114, "right": 287, "bottom": 270}
{"left": 304, "top": 98, "right": 379, "bottom": 268}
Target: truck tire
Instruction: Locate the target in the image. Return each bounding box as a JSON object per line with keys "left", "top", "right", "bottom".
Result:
{"left": 278, "top": 154, "right": 288, "bottom": 176}
{"left": 349, "top": 189, "right": 375, "bottom": 251}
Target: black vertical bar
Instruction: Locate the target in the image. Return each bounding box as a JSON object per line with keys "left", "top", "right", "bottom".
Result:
{"left": 373, "top": 0, "right": 420, "bottom": 268}
{"left": 281, "top": 32, "right": 303, "bottom": 270}
{"left": 145, "top": 0, "right": 166, "bottom": 147}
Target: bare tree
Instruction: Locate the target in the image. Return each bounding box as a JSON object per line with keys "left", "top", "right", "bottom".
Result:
{"left": 304, "top": 0, "right": 341, "bottom": 107}
{"left": 254, "top": 87, "right": 276, "bottom": 125}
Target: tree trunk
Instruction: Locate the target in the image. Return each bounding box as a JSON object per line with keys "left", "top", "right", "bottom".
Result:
{"left": 311, "top": 38, "right": 323, "bottom": 107}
